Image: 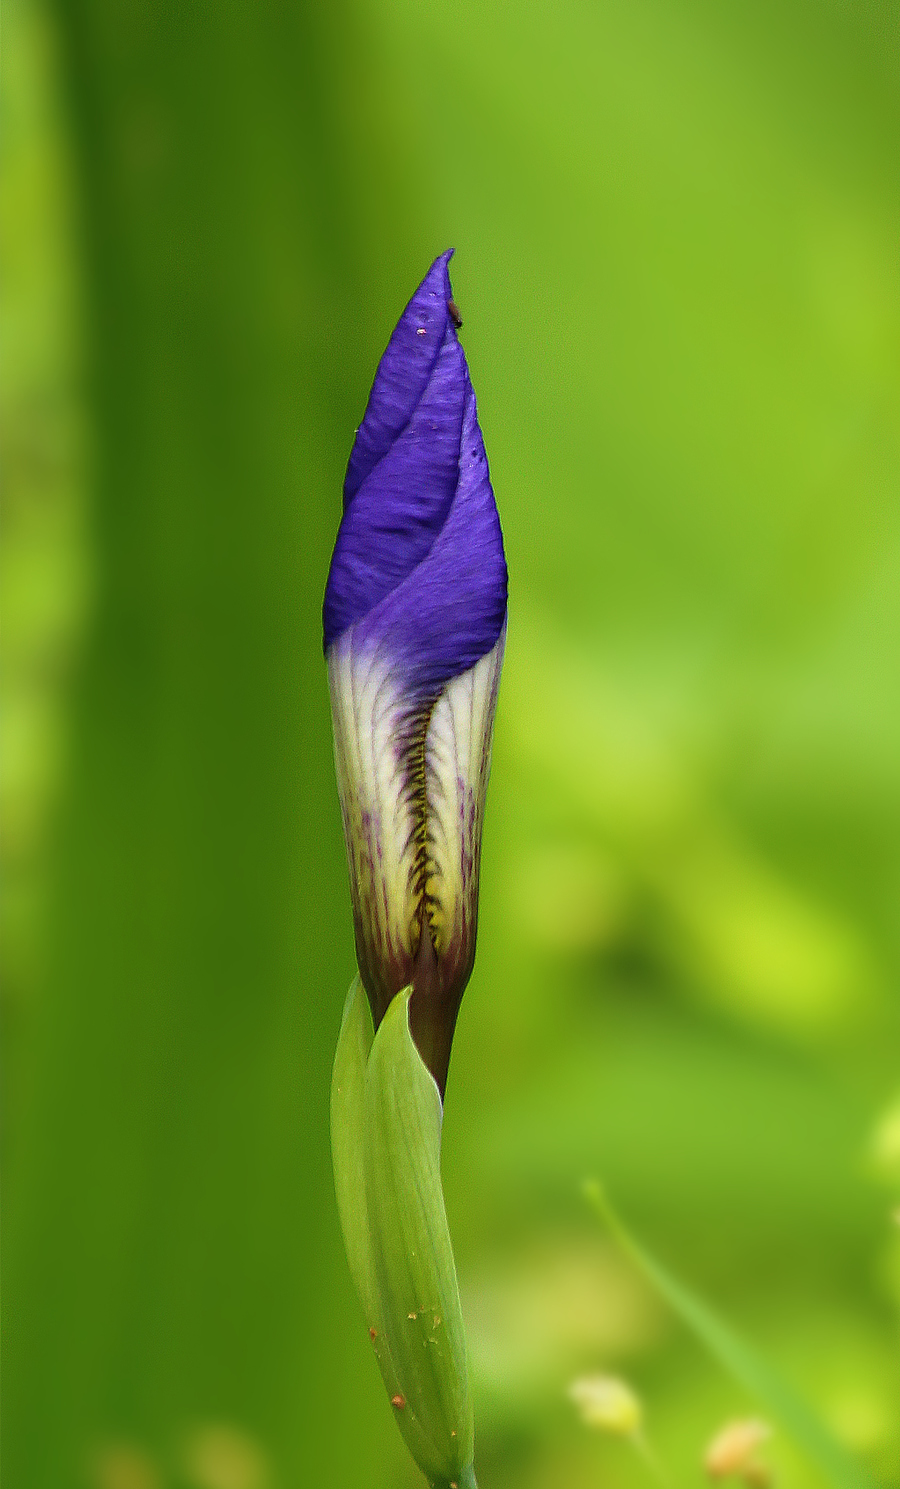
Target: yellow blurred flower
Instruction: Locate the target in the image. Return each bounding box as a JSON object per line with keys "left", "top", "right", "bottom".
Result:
{"left": 704, "top": 1418, "right": 771, "bottom": 1484}
{"left": 568, "top": 1374, "right": 642, "bottom": 1436}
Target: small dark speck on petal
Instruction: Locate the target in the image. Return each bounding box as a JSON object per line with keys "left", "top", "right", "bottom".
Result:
{"left": 448, "top": 298, "right": 463, "bottom": 329}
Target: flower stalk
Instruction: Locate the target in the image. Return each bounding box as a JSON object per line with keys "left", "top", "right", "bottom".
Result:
{"left": 324, "top": 252, "right": 506, "bottom": 1486}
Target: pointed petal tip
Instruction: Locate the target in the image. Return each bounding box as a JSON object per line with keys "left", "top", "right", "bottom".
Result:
{"left": 337, "top": 252, "right": 463, "bottom": 520}
{"left": 416, "top": 248, "right": 456, "bottom": 309}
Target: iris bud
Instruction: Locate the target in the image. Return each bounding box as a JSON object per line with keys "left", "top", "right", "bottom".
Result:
{"left": 323, "top": 250, "right": 507, "bottom": 1095}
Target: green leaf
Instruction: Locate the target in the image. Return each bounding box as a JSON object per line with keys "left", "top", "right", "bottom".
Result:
{"left": 331, "top": 978, "right": 376, "bottom": 1317}
{"left": 331, "top": 979, "right": 435, "bottom": 1474}
{"left": 331, "top": 980, "right": 476, "bottom": 1489}
{"left": 583, "top": 1181, "right": 868, "bottom": 1489}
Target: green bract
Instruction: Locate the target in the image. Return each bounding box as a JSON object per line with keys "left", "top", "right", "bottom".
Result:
{"left": 331, "top": 979, "right": 476, "bottom": 1489}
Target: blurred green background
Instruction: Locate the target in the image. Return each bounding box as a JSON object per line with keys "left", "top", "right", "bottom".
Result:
{"left": 3, "top": 0, "right": 899, "bottom": 1486}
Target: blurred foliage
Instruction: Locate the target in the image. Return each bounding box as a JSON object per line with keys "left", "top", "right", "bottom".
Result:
{"left": 3, "top": 0, "right": 899, "bottom": 1487}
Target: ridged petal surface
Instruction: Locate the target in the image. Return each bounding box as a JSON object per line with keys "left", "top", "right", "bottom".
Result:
{"left": 323, "top": 250, "right": 507, "bottom": 695}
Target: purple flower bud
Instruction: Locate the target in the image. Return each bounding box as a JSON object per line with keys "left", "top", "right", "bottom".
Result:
{"left": 324, "top": 250, "right": 507, "bottom": 1095}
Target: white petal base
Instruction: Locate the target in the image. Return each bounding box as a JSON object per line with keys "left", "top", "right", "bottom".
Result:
{"left": 328, "top": 624, "right": 506, "bottom": 1013}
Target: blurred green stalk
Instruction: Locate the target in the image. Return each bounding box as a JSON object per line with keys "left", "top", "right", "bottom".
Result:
{"left": 4, "top": 1, "right": 437, "bottom": 1484}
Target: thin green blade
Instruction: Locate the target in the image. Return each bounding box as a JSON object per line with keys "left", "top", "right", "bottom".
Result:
{"left": 584, "top": 1181, "right": 868, "bottom": 1489}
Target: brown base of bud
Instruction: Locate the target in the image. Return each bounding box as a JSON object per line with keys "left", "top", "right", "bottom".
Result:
{"left": 407, "top": 926, "right": 469, "bottom": 1100}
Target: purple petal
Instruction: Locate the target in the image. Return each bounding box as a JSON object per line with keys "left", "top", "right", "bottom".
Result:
{"left": 343, "top": 249, "right": 456, "bottom": 507}
{"left": 354, "top": 384, "right": 507, "bottom": 695}
{"left": 323, "top": 252, "right": 508, "bottom": 690}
